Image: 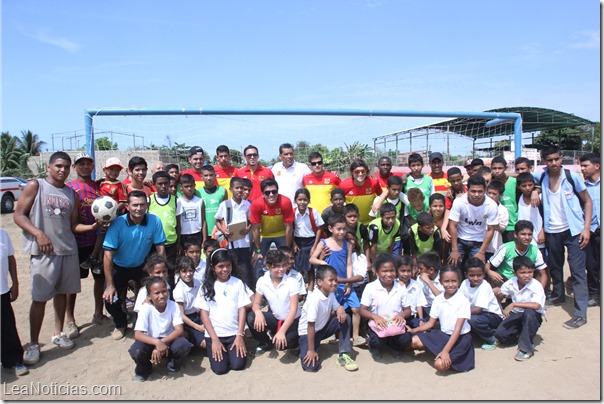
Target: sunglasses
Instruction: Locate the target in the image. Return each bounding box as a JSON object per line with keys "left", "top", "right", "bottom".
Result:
{"left": 263, "top": 189, "right": 278, "bottom": 196}
{"left": 353, "top": 169, "right": 367, "bottom": 175}
{"left": 245, "top": 153, "right": 259, "bottom": 158}
{"left": 309, "top": 161, "right": 323, "bottom": 166}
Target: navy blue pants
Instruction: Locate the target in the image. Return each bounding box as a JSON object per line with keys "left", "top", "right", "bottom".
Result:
{"left": 1, "top": 292, "right": 24, "bottom": 368}
{"left": 469, "top": 311, "right": 503, "bottom": 342}
{"left": 246, "top": 310, "right": 299, "bottom": 349}
{"left": 299, "top": 314, "right": 351, "bottom": 372}
{"left": 128, "top": 337, "right": 193, "bottom": 378}
{"left": 367, "top": 327, "right": 411, "bottom": 354}
{"left": 205, "top": 335, "right": 248, "bottom": 375}
{"left": 495, "top": 309, "right": 542, "bottom": 354}
{"left": 586, "top": 232, "right": 600, "bottom": 300}
{"left": 546, "top": 230, "right": 588, "bottom": 317}
{"left": 105, "top": 265, "right": 147, "bottom": 329}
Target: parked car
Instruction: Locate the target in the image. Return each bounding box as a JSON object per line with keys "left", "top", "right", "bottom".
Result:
{"left": 0, "top": 177, "right": 27, "bottom": 213}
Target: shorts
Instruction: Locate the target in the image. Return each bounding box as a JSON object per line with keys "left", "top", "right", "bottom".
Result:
{"left": 77, "top": 245, "right": 104, "bottom": 280}
{"left": 335, "top": 284, "right": 360, "bottom": 309}
{"left": 30, "top": 254, "right": 81, "bottom": 302}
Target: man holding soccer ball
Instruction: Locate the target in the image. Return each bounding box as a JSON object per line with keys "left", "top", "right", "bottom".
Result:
{"left": 14, "top": 152, "right": 105, "bottom": 366}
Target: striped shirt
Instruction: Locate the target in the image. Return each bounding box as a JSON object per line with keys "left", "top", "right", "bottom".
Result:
{"left": 68, "top": 179, "right": 100, "bottom": 247}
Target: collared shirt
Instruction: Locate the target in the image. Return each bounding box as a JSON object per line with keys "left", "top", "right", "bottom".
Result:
{"left": 255, "top": 274, "right": 300, "bottom": 320}
{"left": 417, "top": 273, "right": 444, "bottom": 306}
{"left": 250, "top": 195, "right": 294, "bottom": 238}
{"left": 213, "top": 164, "right": 236, "bottom": 199}
{"left": 214, "top": 198, "right": 251, "bottom": 249}
{"left": 103, "top": 213, "right": 166, "bottom": 268}
{"left": 500, "top": 277, "right": 546, "bottom": 315}
{"left": 298, "top": 289, "right": 339, "bottom": 336}
{"left": 360, "top": 279, "right": 410, "bottom": 315}
{"left": 429, "top": 172, "right": 450, "bottom": 196}
{"left": 272, "top": 160, "right": 311, "bottom": 204}
{"left": 234, "top": 165, "right": 275, "bottom": 201}
{"left": 401, "top": 279, "right": 427, "bottom": 315}
{"left": 303, "top": 170, "right": 341, "bottom": 214}
{"left": 429, "top": 290, "right": 471, "bottom": 335}
{"left": 173, "top": 278, "right": 202, "bottom": 315}
{"left": 541, "top": 168, "right": 588, "bottom": 236}
{"left": 585, "top": 177, "right": 600, "bottom": 232}
{"left": 459, "top": 279, "right": 503, "bottom": 318}
{"left": 134, "top": 300, "right": 183, "bottom": 339}
{"left": 294, "top": 207, "right": 324, "bottom": 238}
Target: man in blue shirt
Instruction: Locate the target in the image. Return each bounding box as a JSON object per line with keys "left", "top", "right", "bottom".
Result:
{"left": 580, "top": 152, "right": 600, "bottom": 307}
{"left": 540, "top": 146, "right": 592, "bottom": 330}
{"left": 102, "top": 190, "right": 166, "bottom": 340}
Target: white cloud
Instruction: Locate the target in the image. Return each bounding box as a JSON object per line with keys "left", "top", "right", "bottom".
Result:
{"left": 569, "top": 30, "right": 599, "bottom": 49}
{"left": 28, "top": 28, "right": 80, "bottom": 52}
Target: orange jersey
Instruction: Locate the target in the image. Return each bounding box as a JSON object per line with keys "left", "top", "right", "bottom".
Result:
{"left": 340, "top": 177, "right": 382, "bottom": 225}
{"left": 250, "top": 195, "right": 294, "bottom": 238}
{"left": 430, "top": 172, "right": 450, "bottom": 196}
{"left": 302, "top": 171, "right": 341, "bottom": 214}
{"left": 234, "top": 165, "right": 274, "bottom": 201}
{"left": 214, "top": 164, "right": 236, "bottom": 198}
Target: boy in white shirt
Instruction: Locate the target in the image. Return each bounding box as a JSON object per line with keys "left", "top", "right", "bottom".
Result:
{"left": 486, "top": 180, "right": 510, "bottom": 261}
{"left": 416, "top": 252, "right": 444, "bottom": 316}
{"left": 493, "top": 256, "right": 545, "bottom": 361}
{"left": 177, "top": 174, "right": 207, "bottom": 250}
{"left": 396, "top": 255, "right": 428, "bottom": 328}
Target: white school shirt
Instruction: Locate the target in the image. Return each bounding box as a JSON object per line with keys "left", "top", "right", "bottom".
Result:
{"left": 360, "top": 279, "right": 410, "bottom": 315}
{"left": 287, "top": 269, "right": 308, "bottom": 296}
{"left": 298, "top": 289, "right": 339, "bottom": 336}
{"left": 272, "top": 160, "right": 312, "bottom": 205}
{"left": 0, "top": 229, "right": 14, "bottom": 295}
{"left": 352, "top": 252, "right": 368, "bottom": 287}
{"left": 486, "top": 203, "right": 509, "bottom": 254}
{"left": 429, "top": 290, "right": 472, "bottom": 335}
{"left": 194, "top": 260, "right": 206, "bottom": 284}
{"left": 255, "top": 274, "right": 301, "bottom": 320}
{"left": 401, "top": 279, "right": 428, "bottom": 316}
{"left": 517, "top": 197, "right": 545, "bottom": 249}
{"left": 194, "top": 276, "right": 251, "bottom": 337}
{"left": 459, "top": 279, "right": 503, "bottom": 318}
{"left": 449, "top": 194, "right": 499, "bottom": 242}
{"left": 417, "top": 273, "right": 444, "bottom": 307}
{"left": 176, "top": 196, "right": 205, "bottom": 235}
{"left": 214, "top": 198, "right": 251, "bottom": 249}
{"left": 500, "top": 277, "right": 546, "bottom": 315}
{"left": 134, "top": 283, "right": 172, "bottom": 313}
{"left": 545, "top": 186, "right": 569, "bottom": 233}
{"left": 134, "top": 300, "right": 183, "bottom": 338}
{"left": 173, "top": 279, "right": 202, "bottom": 315}
{"left": 294, "top": 207, "right": 324, "bottom": 238}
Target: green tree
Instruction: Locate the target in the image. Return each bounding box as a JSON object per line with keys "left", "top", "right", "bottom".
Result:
{"left": 95, "top": 136, "right": 118, "bottom": 151}
{"left": 17, "top": 130, "right": 46, "bottom": 156}
{"left": 0, "top": 132, "right": 23, "bottom": 175}
{"left": 534, "top": 126, "right": 594, "bottom": 151}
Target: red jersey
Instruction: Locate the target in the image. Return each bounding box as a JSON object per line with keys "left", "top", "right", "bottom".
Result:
{"left": 374, "top": 172, "right": 403, "bottom": 192}
{"left": 429, "top": 172, "right": 450, "bottom": 196}
{"left": 340, "top": 177, "right": 382, "bottom": 225}
{"left": 302, "top": 171, "right": 341, "bottom": 214}
{"left": 100, "top": 180, "right": 128, "bottom": 203}
{"left": 126, "top": 182, "right": 154, "bottom": 197}
{"left": 68, "top": 179, "right": 100, "bottom": 247}
{"left": 250, "top": 195, "right": 294, "bottom": 238}
{"left": 214, "top": 164, "right": 237, "bottom": 198}
{"left": 180, "top": 169, "right": 204, "bottom": 190}
{"left": 445, "top": 185, "right": 467, "bottom": 210}
{"left": 234, "top": 165, "right": 275, "bottom": 201}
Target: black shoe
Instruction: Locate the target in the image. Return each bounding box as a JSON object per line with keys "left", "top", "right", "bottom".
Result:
{"left": 390, "top": 349, "right": 405, "bottom": 360}
{"left": 563, "top": 316, "right": 587, "bottom": 329}
{"left": 587, "top": 298, "right": 599, "bottom": 307}
{"left": 545, "top": 298, "right": 564, "bottom": 307}
{"left": 251, "top": 343, "right": 272, "bottom": 357}
{"left": 368, "top": 345, "right": 382, "bottom": 360}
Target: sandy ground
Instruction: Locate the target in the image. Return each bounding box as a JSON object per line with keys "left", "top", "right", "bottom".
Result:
{"left": 0, "top": 211, "right": 600, "bottom": 401}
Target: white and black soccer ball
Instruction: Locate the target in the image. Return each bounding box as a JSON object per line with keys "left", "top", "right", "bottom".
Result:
{"left": 91, "top": 196, "right": 119, "bottom": 223}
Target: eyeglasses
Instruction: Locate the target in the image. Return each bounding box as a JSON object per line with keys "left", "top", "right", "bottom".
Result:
{"left": 309, "top": 161, "right": 323, "bottom": 166}
{"left": 263, "top": 189, "right": 278, "bottom": 196}
{"left": 245, "top": 153, "right": 259, "bottom": 158}
{"left": 353, "top": 169, "right": 367, "bottom": 175}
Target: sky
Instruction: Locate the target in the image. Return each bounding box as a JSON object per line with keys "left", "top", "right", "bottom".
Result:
{"left": 2, "top": 0, "right": 600, "bottom": 160}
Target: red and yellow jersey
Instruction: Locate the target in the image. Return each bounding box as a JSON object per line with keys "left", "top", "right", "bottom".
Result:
{"left": 303, "top": 171, "right": 341, "bottom": 214}
{"left": 340, "top": 177, "right": 382, "bottom": 225}
{"left": 373, "top": 172, "right": 403, "bottom": 192}
{"left": 430, "top": 172, "right": 450, "bottom": 196}
{"left": 234, "top": 165, "right": 274, "bottom": 201}
{"left": 180, "top": 169, "right": 204, "bottom": 191}
{"left": 214, "top": 164, "right": 236, "bottom": 198}
{"left": 100, "top": 180, "right": 127, "bottom": 203}
{"left": 250, "top": 195, "right": 294, "bottom": 238}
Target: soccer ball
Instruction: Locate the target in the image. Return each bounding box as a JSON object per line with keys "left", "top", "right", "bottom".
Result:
{"left": 91, "top": 196, "right": 119, "bottom": 223}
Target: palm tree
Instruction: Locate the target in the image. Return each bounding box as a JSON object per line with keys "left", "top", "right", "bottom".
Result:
{"left": 0, "top": 132, "right": 24, "bottom": 174}
{"left": 18, "top": 130, "right": 46, "bottom": 156}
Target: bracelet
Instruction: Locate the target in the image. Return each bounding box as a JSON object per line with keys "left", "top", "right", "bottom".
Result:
{"left": 255, "top": 249, "right": 261, "bottom": 253}
{"left": 236, "top": 332, "right": 245, "bottom": 337}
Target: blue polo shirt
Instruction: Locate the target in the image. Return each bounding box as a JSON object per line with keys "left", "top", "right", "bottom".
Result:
{"left": 103, "top": 213, "right": 166, "bottom": 268}
{"left": 585, "top": 177, "right": 600, "bottom": 232}
{"left": 541, "top": 168, "right": 588, "bottom": 236}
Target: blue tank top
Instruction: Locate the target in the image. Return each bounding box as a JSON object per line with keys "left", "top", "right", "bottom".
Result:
{"left": 322, "top": 239, "right": 348, "bottom": 280}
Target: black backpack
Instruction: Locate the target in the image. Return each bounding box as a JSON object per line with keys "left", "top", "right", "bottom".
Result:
{"left": 538, "top": 169, "right": 585, "bottom": 210}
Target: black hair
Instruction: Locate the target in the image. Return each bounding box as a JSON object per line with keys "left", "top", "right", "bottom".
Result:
{"left": 216, "top": 145, "right": 230, "bottom": 155}
{"left": 127, "top": 190, "right": 148, "bottom": 204}
{"left": 378, "top": 156, "right": 392, "bottom": 165}
{"left": 152, "top": 170, "right": 170, "bottom": 184}
{"left": 416, "top": 211, "right": 434, "bottom": 227}
{"left": 243, "top": 145, "right": 259, "bottom": 156}
{"left": 464, "top": 257, "right": 485, "bottom": 273}
{"left": 345, "top": 229, "right": 361, "bottom": 255}
{"left": 277, "top": 245, "right": 294, "bottom": 256}
{"left": 279, "top": 143, "right": 294, "bottom": 154}
{"left": 202, "top": 238, "right": 220, "bottom": 251}
{"left": 315, "top": 265, "right": 337, "bottom": 280}
{"left": 175, "top": 256, "right": 196, "bottom": 274}
{"left": 373, "top": 254, "right": 397, "bottom": 273}
{"left": 487, "top": 180, "right": 505, "bottom": 195}
{"left": 328, "top": 213, "right": 347, "bottom": 228}
{"left": 265, "top": 250, "right": 287, "bottom": 267}
{"left": 201, "top": 164, "right": 215, "bottom": 173}
{"left": 49, "top": 151, "right": 71, "bottom": 164}
{"left": 396, "top": 255, "right": 413, "bottom": 267}
{"left": 440, "top": 264, "right": 462, "bottom": 281}
{"left": 514, "top": 157, "right": 532, "bottom": 167}
{"left": 387, "top": 175, "right": 404, "bottom": 187}
{"left": 513, "top": 255, "right": 535, "bottom": 272}
{"left": 165, "top": 163, "right": 179, "bottom": 172}
{"left": 260, "top": 178, "right": 278, "bottom": 192}
{"left": 580, "top": 152, "right": 600, "bottom": 165}
{"left": 429, "top": 193, "right": 445, "bottom": 206}
{"left": 294, "top": 187, "right": 311, "bottom": 201}
{"left": 144, "top": 276, "right": 168, "bottom": 295}
{"left": 516, "top": 172, "right": 535, "bottom": 186}
{"left": 491, "top": 156, "right": 507, "bottom": 167}
{"left": 379, "top": 202, "right": 396, "bottom": 216}
{"left": 201, "top": 248, "right": 244, "bottom": 302}
{"left": 230, "top": 176, "right": 245, "bottom": 188}
{"left": 470, "top": 158, "right": 484, "bottom": 167}
{"left": 183, "top": 239, "right": 202, "bottom": 251}
{"left": 331, "top": 187, "right": 345, "bottom": 199}
{"left": 467, "top": 174, "right": 487, "bottom": 189}
{"left": 179, "top": 173, "right": 195, "bottom": 185}
{"left": 143, "top": 253, "right": 169, "bottom": 274}
{"left": 514, "top": 219, "right": 534, "bottom": 233}
{"left": 476, "top": 166, "right": 492, "bottom": 176}
{"left": 447, "top": 167, "right": 462, "bottom": 177}
{"left": 408, "top": 153, "right": 424, "bottom": 166}
{"left": 128, "top": 156, "right": 148, "bottom": 171}
{"left": 350, "top": 159, "right": 369, "bottom": 173}
{"left": 417, "top": 252, "right": 442, "bottom": 273}
{"left": 242, "top": 178, "right": 253, "bottom": 188}
{"left": 308, "top": 151, "right": 323, "bottom": 162}
{"left": 343, "top": 203, "right": 359, "bottom": 215}
{"left": 540, "top": 145, "right": 561, "bottom": 160}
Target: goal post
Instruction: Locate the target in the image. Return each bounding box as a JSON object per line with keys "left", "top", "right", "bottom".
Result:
{"left": 84, "top": 108, "right": 522, "bottom": 179}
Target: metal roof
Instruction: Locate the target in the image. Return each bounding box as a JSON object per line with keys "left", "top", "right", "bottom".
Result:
{"left": 408, "top": 107, "right": 594, "bottom": 140}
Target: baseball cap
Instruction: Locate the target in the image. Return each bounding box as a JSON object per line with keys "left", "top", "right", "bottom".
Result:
{"left": 74, "top": 152, "right": 94, "bottom": 164}
{"left": 465, "top": 159, "right": 473, "bottom": 167}
{"left": 189, "top": 146, "right": 204, "bottom": 156}
{"left": 429, "top": 152, "right": 443, "bottom": 162}
{"left": 104, "top": 157, "right": 124, "bottom": 169}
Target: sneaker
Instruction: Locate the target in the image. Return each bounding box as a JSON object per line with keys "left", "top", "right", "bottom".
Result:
{"left": 167, "top": 362, "right": 181, "bottom": 374}
{"left": 328, "top": 335, "right": 339, "bottom": 345}
{"left": 336, "top": 353, "right": 359, "bottom": 371}
{"left": 111, "top": 327, "right": 126, "bottom": 340}
{"left": 64, "top": 322, "right": 80, "bottom": 339}
{"left": 12, "top": 363, "right": 29, "bottom": 376}
{"left": 80, "top": 256, "right": 94, "bottom": 270}
{"left": 251, "top": 343, "right": 272, "bottom": 357}
{"left": 352, "top": 336, "right": 366, "bottom": 347}
{"left": 514, "top": 350, "right": 534, "bottom": 361}
{"left": 52, "top": 333, "right": 75, "bottom": 349}
{"left": 587, "top": 298, "right": 599, "bottom": 307}
{"left": 481, "top": 342, "right": 498, "bottom": 351}
{"left": 133, "top": 373, "right": 147, "bottom": 382}
{"left": 91, "top": 261, "right": 103, "bottom": 275}
{"left": 563, "top": 316, "right": 587, "bottom": 329}
{"left": 545, "top": 298, "right": 564, "bottom": 307}
{"left": 23, "top": 344, "right": 40, "bottom": 365}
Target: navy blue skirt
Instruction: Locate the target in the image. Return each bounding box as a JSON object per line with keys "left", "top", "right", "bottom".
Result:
{"left": 294, "top": 236, "right": 315, "bottom": 273}
{"left": 417, "top": 330, "right": 475, "bottom": 372}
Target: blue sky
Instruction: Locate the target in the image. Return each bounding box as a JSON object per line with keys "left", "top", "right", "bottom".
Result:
{"left": 2, "top": 0, "right": 600, "bottom": 160}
